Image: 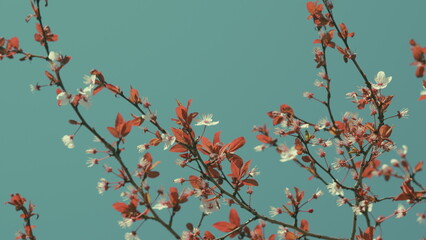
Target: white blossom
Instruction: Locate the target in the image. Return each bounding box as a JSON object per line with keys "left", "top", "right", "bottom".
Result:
{"left": 395, "top": 204, "right": 407, "bottom": 218}
{"left": 97, "top": 178, "right": 108, "bottom": 194}
{"left": 327, "top": 181, "right": 344, "bottom": 196}
{"left": 199, "top": 197, "right": 220, "bottom": 214}
{"left": 161, "top": 133, "right": 176, "bottom": 150}
{"left": 56, "top": 91, "right": 72, "bottom": 106}
{"left": 48, "top": 51, "right": 61, "bottom": 61}
{"left": 124, "top": 232, "right": 140, "bottom": 240}
{"left": 62, "top": 135, "right": 75, "bottom": 149}
{"left": 254, "top": 144, "right": 266, "bottom": 152}
{"left": 83, "top": 74, "right": 96, "bottom": 85}
{"left": 279, "top": 145, "right": 298, "bottom": 162}
{"left": 372, "top": 71, "right": 392, "bottom": 90}
{"left": 195, "top": 114, "right": 219, "bottom": 126}
{"left": 118, "top": 218, "right": 133, "bottom": 228}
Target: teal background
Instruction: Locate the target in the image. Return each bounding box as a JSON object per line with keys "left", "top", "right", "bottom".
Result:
{"left": 1, "top": 0, "right": 425, "bottom": 239}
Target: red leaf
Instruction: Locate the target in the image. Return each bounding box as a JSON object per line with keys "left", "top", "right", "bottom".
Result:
{"left": 213, "top": 131, "right": 221, "bottom": 144}
{"left": 241, "top": 159, "right": 252, "bottom": 176}
{"left": 230, "top": 161, "right": 240, "bottom": 178}
{"left": 228, "top": 137, "right": 246, "bottom": 153}
{"left": 416, "top": 66, "right": 425, "bottom": 78}
{"left": 418, "top": 94, "right": 426, "bottom": 101}
{"left": 49, "top": 34, "right": 58, "bottom": 42}
{"left": 414, "top": 161, "right": 423, "bottom": 173}
{"left": 204, "top": 231, "right": 215, "bottom": 240}
{"left": 229, "top": 208, "right": 240, "bottom": 226}
{"left": 106, "top": 83, "right": 121, "bottom": 94}
{"left": 120, "top": 121, "right": 133, "bottom": 137}
{"left": 301, "top": 156, "right": 313, "bottom": 163}
{"left": 300, "top": 219, "right": 309, "bottom": 232}
{"left": 93, "top": 85, "right": 104, "bottom": 95}
{"left": 212, "top": 208, "right": 240, "bottom": 237}
{"left": 129, "top": 86, "right": 141, "bottom": 104}
{"left": 272, "top": 116, "right": 284, "bottom": 126}
{"left": 256, "top": 134, "right": 273, "bottom": 144}
{"left": 7, "top": 37, "right": 19, "bottom": 49}
{"left": 112, "top": 202, "right": 128, "bottom": 213}
{"left": 45, "top": 71, "right": 57, "bottom": 83}
{"left": 242, "top": 179, "right": 258, "bottom": 186}
{"left": 107, "top": 127, "right": 119, "bottom": 138}
{"left": 169, "top": 144, "right": 188, "bottom": 153}
{"left": 284, "top": 232, "right": 298, "bottom": 240}
{"left": 280, "top": 104, "right": 294, "bottom": 116}
{"left": 35, "top": 23, "right": 42, "bottom": 34}
{"left": 115, "top": 113, "right": 125, "bottom": 127}
{"left": 147, "top": 171, "right": 160, "bottom": 178}
{"left": 171, "top": 127, "right": 187, "bottom": 143}
{"left": 212, "top": 222, "right": 237, "bottom": 233}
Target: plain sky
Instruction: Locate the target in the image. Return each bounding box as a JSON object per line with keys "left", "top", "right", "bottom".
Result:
{"left": 1, "top": 0, "right": 425, "bottom": 239}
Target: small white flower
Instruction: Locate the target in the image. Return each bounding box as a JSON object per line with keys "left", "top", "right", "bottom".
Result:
{"left": 416, "top": 213, "right": 425, "bottom": 224}
{"left": 277, "top": 226, "right": 289, "bottom": 238}
{"left": 269, "top": 206, "right": 282, "bottom": 217}
{"left": 142, "top": 112, "right": 157, "bottom": 122}
{"left": 397, "top": 145, "right": 408, "bottom": 158}
{"left": 352, "top": 205, "right": 362, "bottom": 215}
{"left": 137, "top": 143, "right": 150, "bottom": 153}
{"left": 85, "top": 148, "right": 97, "bottom": 154}
{"left": 161, "top": 133, "right": 176, "bottom": 150}
{"left": 199, "top": 197, "right": 220, "bottom": 214}
{"left": 303, "top": 91, "right": 314, "bottom": 99}
{"left": 56, "top": 91, "right": 72, "bottom": 106}
{"left": 138, "top": 156, "right": 149, "bottom": 168}
{"left": 284, "top": 188, "right": 292, "bottom": 198}
{"left": 62, "top": 135, "right": 75, "bottom": 149}
{"left": 336, "top": 198, "right": 347, "bottom": 207}
{"left": 97, "top": 178, "right": 108, "bottom": 194}
{"left": 152, "top": 200, "right": 168, "bottom": 210}
{"left": 352, "top": 200, "right": 373, "bottom": 215}
{"left": 175, "top": 159, "right": 186, "bottom": 167}
{"left": 317, "top": 71, "right": 326, "bottom": 79}
{"left": 78, "top": 84, "right": 95, "bottom": 108}
{"left": 173, "top": 178, "right": 185, "bottom": 184}
{"left": 195, "top": 114, "right": 219, "bottom": 126}
{"left": 254, "top": 144, "right": 266, "bottom": 152}
{"left": 372, "top": 71, "right": 392, "bottom": 90}
{"left": 248, "top": 167, "right": 260, "bottom": 177}
{"left": 313, "top": 189, "right": 323, "bottom": 199}
{"left": 141, "top": 97, "right": 151, "bottom": 108}
{"left": 124, "top": 232, "right": 140, "bottom": 240}
{"left": 390, "top": 159, "right": 399, "bottom": 167}
{"left": 314, "top": 79, "right": 324, "bottom": 87}
{"left": 395, "top": 204, "right": 407, "bottom": 218}
{"left": 346, "top": 91, "right": 358, "bottom": 99}
{"left": 327, "top": 181, "right": 344, "bottom": 196}
{"left": 83, "top": 74, "right": 96, "bottom": 85}
{"left": 29, "top": 84, "right": 40, "bottom": 93}
{"left": 48, "top": 51, "right": 61, "bottom": 61}
{"left": 397, "top": 108, "right": 409, "bottom": 119}
{"left": 317, "top": 118, "right": 330, "bottom": 130}
{"left": 279, "top": 145, "right": 298, "bottom": 162}
{"left": 86, "top": 158, "right": 99, "bottom": 167}
{"left": 118, "top": 218, "right": 133, "bottom": 228}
